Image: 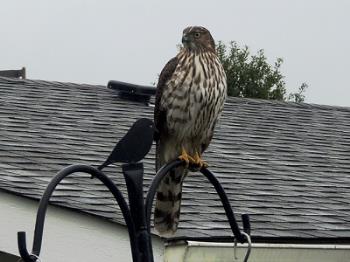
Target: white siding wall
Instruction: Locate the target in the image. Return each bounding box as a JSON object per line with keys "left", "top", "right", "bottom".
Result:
{"left": 0, "top": 191, "right": 164, "bottom": 262}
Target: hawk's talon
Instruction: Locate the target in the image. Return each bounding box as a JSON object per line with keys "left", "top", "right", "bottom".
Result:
{"left": 193, "top": 151, "right": 208, "bottom": 170}
{"left": 178, "top": 148, "right": 208, "bottom": 171}
{"left": 178, "top": 147, "right": 195, "bottom": 168}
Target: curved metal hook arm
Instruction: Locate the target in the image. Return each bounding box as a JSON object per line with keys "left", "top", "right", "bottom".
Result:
{"left": 241, "top": 232, "right": 252, "bottom": 262}
{"left": 145, "top": 160, "right": 251, "bottom": 244}
{"left": 17, "top": 164, "right": 139, "bottom": 262}
{"left": 17, "top": 231, "right": 36, "bottom": 262}
{"left": 200, "top": 168, "right": 249, "bottom": 243}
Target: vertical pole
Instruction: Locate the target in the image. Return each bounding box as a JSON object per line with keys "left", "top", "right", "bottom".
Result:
{"left": 123, "top": 163, "right": 153, "bottom": 262}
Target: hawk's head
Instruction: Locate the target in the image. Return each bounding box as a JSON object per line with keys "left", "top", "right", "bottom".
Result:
{"left": 182, "top": 26, "right": 216, "bottom": 53}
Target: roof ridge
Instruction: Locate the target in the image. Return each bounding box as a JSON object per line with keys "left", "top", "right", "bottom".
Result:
{"left": 1, "top": 76, "right": 349, "bottom": 112}
{"left": 226, "top": 95, "right": 350, "bottom": 112}
{"left": 0, "top": 76, "right": 105, "bottom": 89}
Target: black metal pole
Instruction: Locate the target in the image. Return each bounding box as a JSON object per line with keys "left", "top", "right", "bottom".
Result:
{"left": 123, "top": 163, "right": 153, "bottom": 262}
{"left": 17, "top": 164, "right": 140, "bottom": 262}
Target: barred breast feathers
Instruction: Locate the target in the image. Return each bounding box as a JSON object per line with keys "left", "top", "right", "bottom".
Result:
{"left": 160, "top": 49, "right": 226, "bottom": 147}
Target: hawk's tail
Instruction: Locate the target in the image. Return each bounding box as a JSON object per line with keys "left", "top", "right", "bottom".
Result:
{"left": 154, "top": 165, "right": 187, "bottom": 237}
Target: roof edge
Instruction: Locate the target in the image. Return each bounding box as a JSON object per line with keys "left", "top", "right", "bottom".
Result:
{"left": 225, "top": 96, "right": 350, "bottom": 112}
{"left": 166, "top": 236, "right": 350, "bottom": 245}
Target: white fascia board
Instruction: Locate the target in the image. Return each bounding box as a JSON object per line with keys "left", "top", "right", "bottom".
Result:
{"left": 165, "top": 240, "right": 350, "bottom": 262}
{"left": 186, "top": 240, "right": 350, "bottom": 250}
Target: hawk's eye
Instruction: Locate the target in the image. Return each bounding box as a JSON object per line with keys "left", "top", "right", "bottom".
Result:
{"left": 194, "top": 32, "right": 201, "bottom": 38}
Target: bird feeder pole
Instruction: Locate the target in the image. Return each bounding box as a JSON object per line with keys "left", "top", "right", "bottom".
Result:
{"left": 16, "top": 119, "right": 252, "bottom": 262}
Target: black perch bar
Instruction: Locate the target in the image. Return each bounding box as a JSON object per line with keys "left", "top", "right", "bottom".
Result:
{"left": 17, "top": 117, "right": 251, "bottom": 262}
{"left": 145, "top": 159, "right": 250, "bottom": 244}
{"left": 108, "top": 80, "right": 156, "bottom": 103}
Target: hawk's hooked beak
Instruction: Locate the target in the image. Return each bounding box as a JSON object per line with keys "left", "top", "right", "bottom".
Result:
{"left": 182, "top": 34, "right": 190, "bottom": 44}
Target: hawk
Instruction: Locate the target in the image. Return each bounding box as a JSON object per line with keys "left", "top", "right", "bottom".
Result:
{"left": 154, "top": 26, "right": 227, "bottom": 236}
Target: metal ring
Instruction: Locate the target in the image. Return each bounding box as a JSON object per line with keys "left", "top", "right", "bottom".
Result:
{"left": 233, "top": 237, "right": 238, "bottom": 260}
{"left": 241, "top": 232, "right": 252, "bottom": 262}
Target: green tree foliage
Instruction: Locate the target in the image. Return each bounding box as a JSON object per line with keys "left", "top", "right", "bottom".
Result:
{"left": 288, "top": 82, "right": 308, "bottom": 103}
{"left": 216, "top": 41, "right": 307, "bottom": 102}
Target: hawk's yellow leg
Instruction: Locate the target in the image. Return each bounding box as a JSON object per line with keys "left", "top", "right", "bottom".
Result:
{"left": 178, "top": 147, "right": 195, "bottom": 167}
{"left": 193, "top": 151, "right": 208, "bottom": 169}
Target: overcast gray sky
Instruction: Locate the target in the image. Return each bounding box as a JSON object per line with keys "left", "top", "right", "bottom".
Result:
{"left": 1, "top": 0, "right": 349, "bottom": 106}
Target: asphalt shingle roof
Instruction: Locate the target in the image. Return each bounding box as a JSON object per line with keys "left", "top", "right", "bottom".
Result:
{"left": 1, "top": 76, "right": 350, "bottom": 243}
